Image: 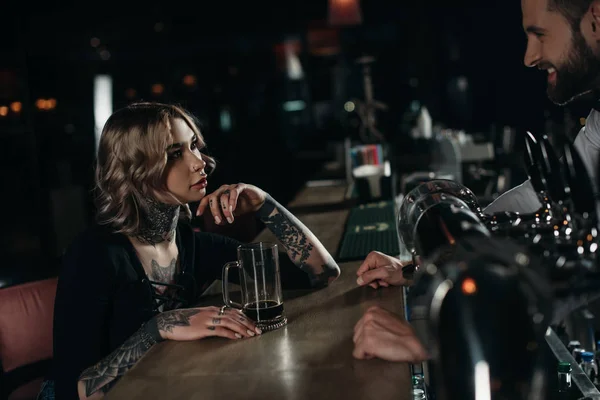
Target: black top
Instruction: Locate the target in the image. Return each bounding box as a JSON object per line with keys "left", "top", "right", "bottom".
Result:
{"left": 51, "top": 221, "right": 309, "bottom": 400}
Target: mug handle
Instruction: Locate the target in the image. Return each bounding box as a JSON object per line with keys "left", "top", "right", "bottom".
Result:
{"left": 222, "top": 261, "right": 243, "bottom": 309}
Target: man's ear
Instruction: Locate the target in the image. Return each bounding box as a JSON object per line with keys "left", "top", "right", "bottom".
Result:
{"left": 580, "top": 1, "right": 600, "bottom": 43}
{"left": 589, "top": 1, "right": 600, "bottom": 36}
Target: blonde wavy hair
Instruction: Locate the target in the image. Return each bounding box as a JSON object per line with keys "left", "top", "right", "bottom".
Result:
{"left": 94, "top": 102, "right": 216, "bottom": 235}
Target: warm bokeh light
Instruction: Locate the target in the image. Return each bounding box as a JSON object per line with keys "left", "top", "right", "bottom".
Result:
{"left": 35, "top": 98, "right": 57, "bottom": 111}
{"left": 344, "top": 101, "right": 355, "bottom": 112}
{"left": 182, "top": 74, "right": 197, "bottom": 87}
{"left": 0, "top": 106, "right": 8, "bottom": 117}
{"left": 461, "top": 277, "right": 477, "bottom": 295}
{"left": 151, "top": 83, "right": 164, "bottom": 95}
{"left": 90, "top": 37, "right": 101, "bottom": 47}
{"left": 125, "top": 88, "right": 137, "bottom": 98}
{"left": 35, "top": 99, "right": 46, "bottom": 110}
{"left": 10, "top": 101, "right": 22, "bottom": 113}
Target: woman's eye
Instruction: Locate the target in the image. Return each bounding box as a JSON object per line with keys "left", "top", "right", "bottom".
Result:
{"left": 168, "top": 150, "right": 182, "bottom": 160}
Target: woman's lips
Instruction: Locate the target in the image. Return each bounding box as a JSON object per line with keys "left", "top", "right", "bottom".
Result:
{"left": 191, "top": 178, "right": 207, "bottom": 190}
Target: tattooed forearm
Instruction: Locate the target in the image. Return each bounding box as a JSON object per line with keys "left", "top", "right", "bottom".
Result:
{"left": 262, "top": 211, "right": 314, "bottom": 265}
{"left": 311, "top": 261, "right": 341, "bottom": 287}
{"left": 79, "top": 326, "right": 154, "bottom": 397}
{"left": 78, "top": 309, "right": 200, "bottom": 397}
{"left": 100, "top": 380, "right": 118, "bottom": 394}
{"left": 257, "top": 195, "right": 340, "bottom": 285}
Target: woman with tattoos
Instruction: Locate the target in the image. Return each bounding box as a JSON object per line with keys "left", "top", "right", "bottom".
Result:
{"left": 38, "top": 102, "right": 340, "bottom": 400}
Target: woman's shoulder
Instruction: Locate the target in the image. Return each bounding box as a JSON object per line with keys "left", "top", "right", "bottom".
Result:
{"left": 60, "top": 224, "right": 130, "bottom": 277}
{"left": 67, "top": 224, "right": 126, "bottom": 254}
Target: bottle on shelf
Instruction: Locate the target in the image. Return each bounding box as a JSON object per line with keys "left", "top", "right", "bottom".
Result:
{"left": 573, "top": 348, "right": 586, "bottom": 364}
{"left": 595, "top": 340, "right": 600, "bottom": 385}
{"left": 568, "top": 340, "right": 582, "bottom": 355}
{"left": 580, "top": 351, "right": 598, "bottom": 384}
{"left": 557, "top": 361, "right": 572, "bottom": 394}
{"left": 412, "top": 374, "right": 427, "bottom": 399}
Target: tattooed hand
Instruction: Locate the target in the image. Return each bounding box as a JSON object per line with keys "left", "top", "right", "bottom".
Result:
{"left": 196, "top": 183, "right": 266, "bottom": 225}
{"left": 77, "top": 306, "right": 261, "bottom": 398}
{"left": 154, "top": 306, "right": 262, "bottom": 341}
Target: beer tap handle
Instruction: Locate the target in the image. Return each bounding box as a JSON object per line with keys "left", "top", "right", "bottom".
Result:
{"left": 539, "top": 133, "right": 568, "bottom": 203}
{"left": 524, "top": 131, "right": 547, "bottom": 194}
{"left": 561, "top": 138, "right": 596, "bottom": 217}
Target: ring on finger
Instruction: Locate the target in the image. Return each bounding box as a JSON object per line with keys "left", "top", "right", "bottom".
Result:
{"left": 218, "top": 305, "right": 228, "bottom": 316}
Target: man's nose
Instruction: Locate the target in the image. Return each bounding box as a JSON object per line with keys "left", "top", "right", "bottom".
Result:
{"left": 524, "top": 40, "right": 541, "bottom": 68}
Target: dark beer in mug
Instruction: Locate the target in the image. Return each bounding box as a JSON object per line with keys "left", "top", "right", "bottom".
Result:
{"left": 243, "top": 300, "right": 285, "bottom": 322}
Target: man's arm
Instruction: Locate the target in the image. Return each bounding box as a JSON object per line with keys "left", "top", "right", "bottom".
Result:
{"left": 482, "top": 179, "right": 541, "bottom": 214}
{"left": 484, "top": 121, "right": 598, "bottom": 215}
{"left": 257, "top": 194, "right": 340, "bottom": 287}
{"left": 353, "top": 306, "right": 428, "bottom": 362}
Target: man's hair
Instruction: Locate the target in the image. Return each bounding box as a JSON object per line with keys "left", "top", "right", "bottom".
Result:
{"left": 548, "top": 0, "right": 593, "bottom": 30}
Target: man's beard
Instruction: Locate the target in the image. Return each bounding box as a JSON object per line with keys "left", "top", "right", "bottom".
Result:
{"left": 548, "top": 30, "right": 600, "bottom": 105}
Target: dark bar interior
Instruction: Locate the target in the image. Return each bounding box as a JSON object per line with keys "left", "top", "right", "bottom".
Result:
{"left": 5, "top": 0, "right": 600, "bottom": 399}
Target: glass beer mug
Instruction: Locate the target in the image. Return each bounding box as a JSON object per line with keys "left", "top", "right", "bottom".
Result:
{"left": 222, "top": 242, "right": 287, "bottom": 331}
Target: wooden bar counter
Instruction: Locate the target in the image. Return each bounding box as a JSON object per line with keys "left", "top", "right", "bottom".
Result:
{"left": 106, "top": 184, "right": 411, "bottom": 400}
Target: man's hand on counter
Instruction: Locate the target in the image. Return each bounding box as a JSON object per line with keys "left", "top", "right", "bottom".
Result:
{"left": 356, "top": 251, "right": 412, "bottom": 288}
{"left": 352, "top": 306, "right": 429, "bottom": 362}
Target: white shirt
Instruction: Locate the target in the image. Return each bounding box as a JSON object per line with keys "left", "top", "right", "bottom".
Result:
{"left": 483, "top": 108, "right": 600, "bottom": 214}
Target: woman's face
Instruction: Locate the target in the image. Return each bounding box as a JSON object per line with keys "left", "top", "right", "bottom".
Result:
{"left": 161, "top": 118, "right": 208, "bottom": 204}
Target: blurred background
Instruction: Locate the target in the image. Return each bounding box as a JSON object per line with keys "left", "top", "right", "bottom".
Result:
{"left": 2, "top": 0, "right": 597, "bottom": 280}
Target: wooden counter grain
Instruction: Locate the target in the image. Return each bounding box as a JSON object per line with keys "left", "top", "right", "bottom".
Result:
{"left": 106, "top": 184, "right": 411, "bottom": 400}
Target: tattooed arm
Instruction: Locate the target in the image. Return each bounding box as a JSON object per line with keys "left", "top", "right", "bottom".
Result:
{"left": 197, "top": 183, "right": 340, "bottom": 287}
{"left": 76, "top": 323, "right": 158, "bottom": 399}
{"left": 76, "top": 307, "right": 258, "bottom": 399}
{"left": 257, "top": 194, "right": 340, "bottom": 287}
{"left": 76, "top": 311, "right": 191, "bottom": 399}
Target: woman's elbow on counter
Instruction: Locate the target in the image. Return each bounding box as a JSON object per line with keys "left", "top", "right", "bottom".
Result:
{"left": 309, "top": 261, "right": 341, "bottom": 288}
